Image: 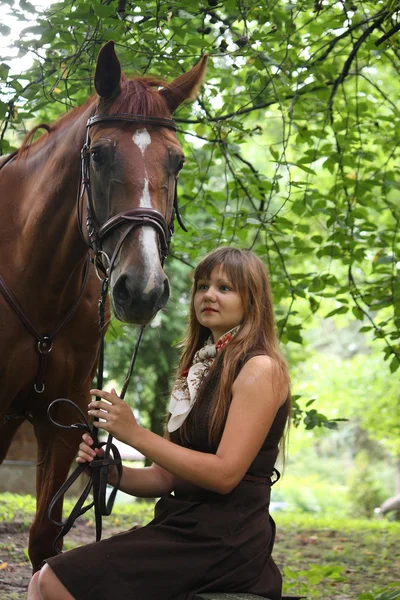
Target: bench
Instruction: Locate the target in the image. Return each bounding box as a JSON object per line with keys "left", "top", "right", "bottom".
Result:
{"left": 195, "top": 594, "right": 305, "bottom": 599}
{"left": 194, "top": 595, "right": 271, "bottom": 600}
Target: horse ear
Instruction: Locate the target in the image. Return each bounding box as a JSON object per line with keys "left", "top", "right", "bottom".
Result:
{"left": 160, "top": 55, "right": 208, "bottom": 114}
{"left": 95, "top": 41, "right": 122, "bottom": 100}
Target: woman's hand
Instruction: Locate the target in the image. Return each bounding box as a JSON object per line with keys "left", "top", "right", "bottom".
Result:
{"left": 76, "top": 432, "right": 102, "bottom": 465}
{"left": 76, "top": 433, "right": 119, "bottom": 486}
{"left": 88, "top": 387, "right": 141, "bottom": 447}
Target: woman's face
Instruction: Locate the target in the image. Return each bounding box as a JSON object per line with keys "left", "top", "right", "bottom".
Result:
{"left": 194, "top": 265, "right": 244, "bottom": 342}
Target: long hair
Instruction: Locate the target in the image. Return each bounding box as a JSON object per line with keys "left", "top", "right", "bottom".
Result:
{"left": 176, "top": 247, "right": 290, "bottom": 447}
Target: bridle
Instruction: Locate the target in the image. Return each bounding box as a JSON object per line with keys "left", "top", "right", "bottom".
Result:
{"left": 0, "top": 112, "right": 186, "bottom": 416}
{"left": 47, "top": 111, "right": 188, "bottom": 553}
{"left": 77, "top": 113, "right": 187, "bottom": 279}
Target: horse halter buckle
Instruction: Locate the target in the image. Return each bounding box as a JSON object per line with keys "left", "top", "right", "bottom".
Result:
{"left": 79, "top": 113, "right": 185, "bottom": 276}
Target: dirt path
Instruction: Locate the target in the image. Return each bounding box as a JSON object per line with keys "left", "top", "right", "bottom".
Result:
{"left": 1, "top": 516, "right": 399, "bottom": 599}
{"left": 0, "top": 519, "right": 123, "bottom": 599}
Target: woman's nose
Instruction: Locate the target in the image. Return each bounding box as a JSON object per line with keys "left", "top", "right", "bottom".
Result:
{"left": 204, "top": 286, "right": 217, "bottom": 301}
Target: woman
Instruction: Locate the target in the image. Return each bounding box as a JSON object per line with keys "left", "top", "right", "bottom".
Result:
{"left": 28, "top": 246, "right": 290, "bottom": 600}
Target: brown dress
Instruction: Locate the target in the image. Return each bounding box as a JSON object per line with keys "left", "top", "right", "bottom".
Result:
{"left": 46, "top": 356, "right": 288, "bottom": 600}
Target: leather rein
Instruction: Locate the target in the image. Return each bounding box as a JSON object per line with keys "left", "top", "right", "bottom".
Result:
{"left": 45, "top": 112, "right": 187, "bottom": 554}
{"left": 0, "top": 111, "right": 187, "bottom": 551}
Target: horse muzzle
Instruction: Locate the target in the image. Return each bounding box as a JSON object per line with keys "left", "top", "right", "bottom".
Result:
{"left": 111, "top": 268, "right": 170, "bottom": 324}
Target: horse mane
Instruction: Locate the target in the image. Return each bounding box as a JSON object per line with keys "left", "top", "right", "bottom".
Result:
{"left": 16, "top": 124, "right": 52, "bottom": 161}
{"left": 13, "top": 74, "right": 172, "bottom": 163}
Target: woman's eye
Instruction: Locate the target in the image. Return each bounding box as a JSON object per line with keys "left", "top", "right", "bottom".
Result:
{"left": 220, "top": 285, "right": 230, "bottom": 292}
{"left": 198, "top": 284, "right": 208, "bottom": 290}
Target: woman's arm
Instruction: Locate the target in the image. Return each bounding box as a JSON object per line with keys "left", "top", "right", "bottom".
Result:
{"left": 112, "top": 462, "right": 175, "bottom": 498}
{"left": 89, "top": 356, "right": 288, "bottom": 495}
{"left": 77, "top": 434, "right": 175, "bottom": 498}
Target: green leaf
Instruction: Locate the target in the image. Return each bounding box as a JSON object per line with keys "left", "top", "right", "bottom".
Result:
{"left": 325, "top": 306, "right": 349, "bottom": 318}
{"left": 0, "top": 63, "right": 10, "bottom": 81}
{"left": 93, "top": 3, "right": 116, "bottom": 17}
{"left": 352, "top": 307, "right": 364, "bottom": 321}
{"left": 186, "top": 38, "right": 208, "bottom": 48}
{"left": 389, "top": 356, "right": 400, "bottom": 373}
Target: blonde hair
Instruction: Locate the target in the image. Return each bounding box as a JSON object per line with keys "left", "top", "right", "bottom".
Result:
{"left": 177, "top": 247, "right": 290, "bottom": 447}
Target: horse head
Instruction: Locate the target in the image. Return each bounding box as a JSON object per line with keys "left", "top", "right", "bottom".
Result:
{"left": 84, "top": 42, "right": 206, "bottom": 324}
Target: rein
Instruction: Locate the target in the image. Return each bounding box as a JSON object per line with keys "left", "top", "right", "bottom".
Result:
{"left": 0, "top": 256, "right": 90, "bottom": 401}
{"left": 46, "top": 112, "right": 187, "bottom": 553}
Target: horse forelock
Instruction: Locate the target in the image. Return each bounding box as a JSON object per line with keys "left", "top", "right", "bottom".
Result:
{"left": 106, "top": 76, "right": 171, "bottom": 118}
{"left": 11, "top": 76, "right": 172, "bottom": 163}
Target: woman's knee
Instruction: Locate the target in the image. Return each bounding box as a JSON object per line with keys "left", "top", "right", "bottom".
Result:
{"left": 27, "top": 571, "right": 41, "bottom": 599}
{"left": 38, "top": 564, "right": 74, "bottom": 600}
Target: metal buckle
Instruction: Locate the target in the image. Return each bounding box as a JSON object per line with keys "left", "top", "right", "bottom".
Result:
{"left": 37, "top": 336, "right": 53, "bottom": 355}
{"left": 94, "top": 251, "right": 111, "bottom": 281}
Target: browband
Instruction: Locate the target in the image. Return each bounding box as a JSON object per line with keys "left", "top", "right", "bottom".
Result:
{"left": 87, "top": 114, "right": 177, "bottom": 131}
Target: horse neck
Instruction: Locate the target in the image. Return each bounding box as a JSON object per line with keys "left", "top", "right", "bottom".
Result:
{"left": 1, "top": 102, "right": 95, "bottom": 314}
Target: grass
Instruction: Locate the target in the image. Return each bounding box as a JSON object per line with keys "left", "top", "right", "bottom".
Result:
{"left": 0, "top": 494, "right": 399, "bottom": 599}
{"left": 272, "top": 513, "right": 400, "bottom": 598}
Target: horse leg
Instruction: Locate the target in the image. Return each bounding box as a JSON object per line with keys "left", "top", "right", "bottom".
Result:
{"left": 0, "top": 418, "right": 25, "bottom": 463}
{"left": 29, "top": 415, "right": 83, "bottom": 572}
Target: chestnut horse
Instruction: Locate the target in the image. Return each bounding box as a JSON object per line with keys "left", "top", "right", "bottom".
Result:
{"left": 0, "top": 41, "right": 206, "bottom": 572}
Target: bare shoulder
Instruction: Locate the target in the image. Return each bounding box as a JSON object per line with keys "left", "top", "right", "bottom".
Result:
{"left": 232, "top": 354, "right": 288, "bottom": 406}
{"left": 236, "top": 354, "right": 282, "bottom": 380}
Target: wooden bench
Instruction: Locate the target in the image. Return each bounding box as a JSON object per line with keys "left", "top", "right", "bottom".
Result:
{"left": 195, "top": 594, "right": 305, "bottom": 599}
{"left": 194, "top": 595, "right": 271, "bottom": 600}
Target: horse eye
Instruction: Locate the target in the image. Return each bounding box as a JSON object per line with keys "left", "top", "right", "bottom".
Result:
{"left": 91, "top": 148, "right": 105, "bottom": 165}
{"left": 177, "top": 158, "right": 185, "bottom": 172}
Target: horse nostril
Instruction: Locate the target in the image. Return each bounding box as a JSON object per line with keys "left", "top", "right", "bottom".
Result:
{"left": 113, "top": 274, "right": 130, "bottom": 306}
{"left": 157, "top": 277, "right": 170, "bottom": 309}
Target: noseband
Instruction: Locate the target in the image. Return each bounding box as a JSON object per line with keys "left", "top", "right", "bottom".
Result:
{"left": 78, "top": 113, "right": 186, "bottom": 277}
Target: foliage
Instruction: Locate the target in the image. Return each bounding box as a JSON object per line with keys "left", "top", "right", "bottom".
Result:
{"left": 1, "top": 0, "right": 399, "bottom": 375}
{"left": 347, "top": 451, "right": 389, "bottom": 518}
{"left": 290, "top": 340, "right": 400, "bottom": 459}
{"left": 272, "top": 472, "right": 350, "bottom": 515}
{"left": 358, "top": 583, "right": 400, "bottom": 600}
{"left": 103, "top": 259, "right": 190, "bottom": 450}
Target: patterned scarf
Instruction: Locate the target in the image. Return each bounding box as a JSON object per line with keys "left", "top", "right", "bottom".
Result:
{"left": 167, "top": 326, "right": 240, "bottom": 433}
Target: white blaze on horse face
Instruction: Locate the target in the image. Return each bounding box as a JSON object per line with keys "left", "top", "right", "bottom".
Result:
{"left": 133, "top": 128, "right": 151, "bottom": 154}
{"left": 132, "top": 128, "right": 160, "bottom": 294}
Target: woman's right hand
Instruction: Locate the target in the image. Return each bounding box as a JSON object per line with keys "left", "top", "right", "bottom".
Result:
{"left": 76, "top": 433, "right": 119, "bottom": 485}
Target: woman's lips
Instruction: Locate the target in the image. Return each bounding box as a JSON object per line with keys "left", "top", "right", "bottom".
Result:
{"left": 202, "top": 307, "right": 218, "bottom": 313}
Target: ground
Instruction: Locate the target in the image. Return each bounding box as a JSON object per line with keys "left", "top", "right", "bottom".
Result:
{"left": 0, "top": 495, "right": 399, "bottom": 599}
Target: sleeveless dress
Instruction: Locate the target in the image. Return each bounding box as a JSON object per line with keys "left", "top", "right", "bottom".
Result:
{"left": 46, "top": 358, "right": 289, "bottom": 600}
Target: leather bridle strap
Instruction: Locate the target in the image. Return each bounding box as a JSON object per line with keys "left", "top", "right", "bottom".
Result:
{"left": 79, "top": 112, "right": 184, "bottom": 272}
{"left": 47, "top": 112, "right": 186, "bottom": 551}
{"left": 0, "top": 256, "right": 90, "bottom": 394}
{"left": 87, "top": 113, "right": 177, "bottom": 130}
{"left": 98, "top": 207, "right": 172, "bottom": 267}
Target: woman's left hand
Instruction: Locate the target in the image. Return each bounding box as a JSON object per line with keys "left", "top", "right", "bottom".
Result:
{"left": 88, "top": 388, "right": 140, "bottom": 446}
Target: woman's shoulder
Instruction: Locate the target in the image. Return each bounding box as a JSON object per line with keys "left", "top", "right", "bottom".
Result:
{"left": 240, "top": 350, "right": 278, "bottom": 371}
{"left": 238, "top": 353, "right": 280, "bottom": 379}
{"left": 235, "top": 353, "right": 289, "bottom": 406}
